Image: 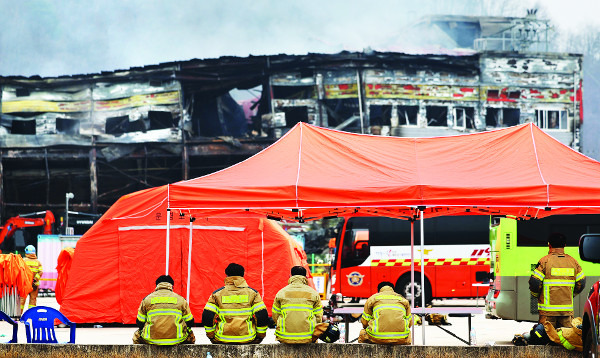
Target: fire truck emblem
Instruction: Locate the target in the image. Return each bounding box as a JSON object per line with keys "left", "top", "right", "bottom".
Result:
{"left": 347, "top": 272, "right": 365, "bottom": 286}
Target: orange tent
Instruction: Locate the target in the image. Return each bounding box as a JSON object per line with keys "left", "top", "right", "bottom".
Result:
{"left": 60, "top": 122, "right": 600, "bottom": 323}
{"left": 60, "top": 215, "right": 311, "bottom": 324}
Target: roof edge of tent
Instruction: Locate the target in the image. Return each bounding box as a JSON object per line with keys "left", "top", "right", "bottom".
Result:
{"left": 175, "top": 122, "right": 305, "bottom": 185}
{"left": 298, "top": 121, "right": 533, "bottom": 140}
{"left": 172, "top": 122, "right": 536, "bottom": 187}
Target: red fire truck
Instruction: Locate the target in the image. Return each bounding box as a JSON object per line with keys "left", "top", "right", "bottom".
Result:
{"left": 330, "top": 215, "right": 491, "bottom": 305}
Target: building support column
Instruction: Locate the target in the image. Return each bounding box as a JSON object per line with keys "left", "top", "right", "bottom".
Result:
{"left": 89, "top": 148, "right": 98, "bottom": 214}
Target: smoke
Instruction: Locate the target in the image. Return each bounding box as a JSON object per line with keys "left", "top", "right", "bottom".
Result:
{"left": 2, "top": 0, "right": 595, "bottom": 77}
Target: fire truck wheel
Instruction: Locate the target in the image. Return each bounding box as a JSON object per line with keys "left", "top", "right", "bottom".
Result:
{"left": 395, "top": 275, "right": 432, "bottom": 307}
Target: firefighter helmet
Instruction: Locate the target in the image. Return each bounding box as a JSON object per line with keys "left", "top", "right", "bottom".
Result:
{"left": 25, "top": 245, "right": 36, "bottom": 254}
{"left": 319, "top": 323, "right": 340, "bottom": 343}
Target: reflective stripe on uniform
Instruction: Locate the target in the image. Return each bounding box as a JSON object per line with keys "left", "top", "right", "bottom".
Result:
{"left": 215, "top": 307, "right": 257, "bottom": 343}
{"left": 204, "top": 302, "right": 220, "bottom": 313}
{"left": 576, "top": 271, "right": 586, "bottom": 282}
{"left": 251, "top": 301, "right": 266, "bottom": 313}
{"left": 539, "top": 279, "right": 576, "bottom": 311}
{"left": 142, "top": 308, "right": 187, "bottom": 344}
{"left": 550, "top": 268, "right": 574, "bottom": 276}
{"left": 368, "top": 304, "right": 409, "bottom": 339}
{"left": 275, "top": 330, "right": 313, "bottom": 339}
{"left": 532, "top": 269, "right": 545, "bottom": 281}
{"left": 367, "top": 330, "right": 410, "bottom": 339}
{"left": 275, "top": 303, "right": 315, "bottom": 339}
{"left": 222, "top": 295, "right": 249, "bottom": 304}
{"left": 137, "top": 312, "right": 147, "bottom": 322}
{"left": 219, "top": 308, "right": 253, "bottom": 315}
{"left": 558, "top": 331, "right": 576, "bottom": 350}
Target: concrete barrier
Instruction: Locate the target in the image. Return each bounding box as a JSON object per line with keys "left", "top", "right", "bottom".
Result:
{"left": 0, "top": 344, "right": 581, "bottom": 358}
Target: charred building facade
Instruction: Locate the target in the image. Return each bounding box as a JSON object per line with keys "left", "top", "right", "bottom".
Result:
{"left": 0, "top": 50, "right": 583, "bottom": 222}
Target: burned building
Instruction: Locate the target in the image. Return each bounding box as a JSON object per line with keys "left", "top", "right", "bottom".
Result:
{"left": 0, "top": 48, "right": 583, "bottom": 223}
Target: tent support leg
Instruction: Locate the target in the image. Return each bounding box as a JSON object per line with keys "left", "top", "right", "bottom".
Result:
{"left": 420, "top": 209, "right": 425, "bottom": 345}
{"left": 187, "top": 217, "right": 195, "bottom": 301}
{"left": 166, "top": 208, "right": 171, "bottom": 275}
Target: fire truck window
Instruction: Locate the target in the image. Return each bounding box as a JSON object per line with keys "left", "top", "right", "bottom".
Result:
{"left": 340, "top": 228, "right": 370, "bottom": 268}
{"left": 516, "top": 214, "right": 600, "bottom": 247}
{"left": 345, "top": 216, "right": 489, "bottom": 246}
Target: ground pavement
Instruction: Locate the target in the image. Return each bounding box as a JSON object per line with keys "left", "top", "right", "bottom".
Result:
{"left": 0, "top": 297, "right": 535, "bottom": 346}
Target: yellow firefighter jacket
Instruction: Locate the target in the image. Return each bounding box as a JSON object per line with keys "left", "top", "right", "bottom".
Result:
{"left": 529, "top": 247, "right": 585, "bottom": 316}
{"left": 136, "top": 282, "right": 194, "bottom": 345}
{"left": 272, "top": 275, "right": 323, "bottom": 344}
{"left": 24, "top": 254, "right": 43, "bottom": 288}
{"left": 202, "top": 276, "right": 269, "bottom": 344}
{"left": 361, "top": 285, "right": 412, "bottom": 345}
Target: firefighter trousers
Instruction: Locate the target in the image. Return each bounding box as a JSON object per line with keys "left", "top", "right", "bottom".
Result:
{"left": 20, "top": 285, "right": 39, "bottom": 314}
{"left": 539, "top": 315, "right": 573, "bottom": 329}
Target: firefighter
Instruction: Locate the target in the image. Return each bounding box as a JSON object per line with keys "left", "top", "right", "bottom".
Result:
{"left": 272, "top": 266, "right": 324, "bottom": 344}
{"left": 512, "top": 317, "right": 583, "bottom": 352}
{"left": 202, "top": 263, "right": 269, "bottom": 344}
{"left": 21, "top": 245, "right": 43, "bottom": 314}
{"left": 358, "top": 281, "right": 413, "bottom": 345}
{"left": 133, "top": 275, "right": 195, "bottom": 345}
{"left": 529, "top": 232, "right": 586, "bottom": 329}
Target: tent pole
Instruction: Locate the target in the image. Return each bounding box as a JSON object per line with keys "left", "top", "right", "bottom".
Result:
{"left": 420, "top": 209, "right": 425, "bottom": 345}
{"left": 356, "top": 70, "right": 364, "bottom": 134}
{"left": 410, "top": 218, "right": 415, "bottom": 343}
{"left": 187, "top": 216, "right": 195, "bottom": 302}
{"left": 166, "top": 208, "right": 171, "bottom": 275}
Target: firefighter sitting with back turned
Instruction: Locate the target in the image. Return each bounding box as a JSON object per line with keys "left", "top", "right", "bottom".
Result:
{"left": 529, "top": 232, "right": 586, "bottom": 329}
{"left": 272, "top": 265, "right": 326, "bottom": 344}
{"left": 21, "top": 245, "right": 43, "bottom": 314}
{"left": 202, "top": 263, "right": 269, "bottom": 344}
{"left": 133, "top": 275, "right": 195, "bottom": 345}
{"left": 359, "top": 281, "right": 413, "bottom": 345}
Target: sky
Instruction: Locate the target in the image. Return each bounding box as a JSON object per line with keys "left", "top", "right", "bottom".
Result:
{"left": 0, "top": 0, "right": 598, "bottom": 77}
